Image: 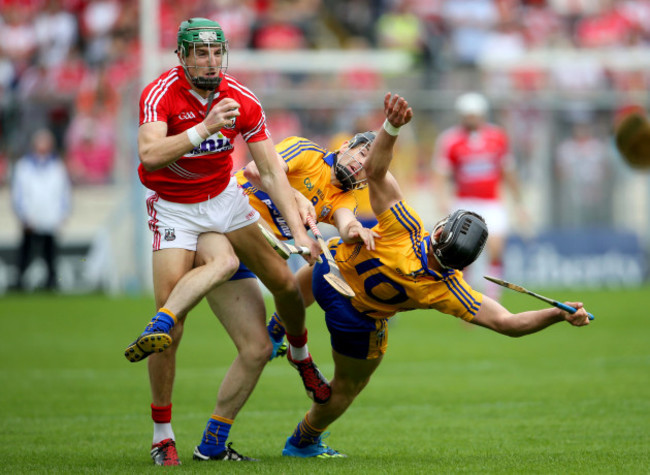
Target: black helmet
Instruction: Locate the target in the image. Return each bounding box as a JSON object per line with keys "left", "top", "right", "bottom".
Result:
{"left": 431, "top": 210, "right": 488, "bottom": 270}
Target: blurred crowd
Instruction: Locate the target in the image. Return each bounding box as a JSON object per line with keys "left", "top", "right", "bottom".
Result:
{"left": 0, "top": 0, "right": 648, "bottom": 187}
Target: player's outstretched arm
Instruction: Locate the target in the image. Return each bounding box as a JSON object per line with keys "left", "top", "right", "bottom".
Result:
{"left": 471, "top": 295, "right": 591, "bottom": 337}
{"left": 365, "top": 92, "right": 413, "bottom": 216}
{"left": 242, "top": 151, "right": 288, "bottom": 189}
{"left": 242, "top": 152, "right": 315, "bottom": 223}
{"left": 248, "top": 139, "right": 320, "bottom": 262}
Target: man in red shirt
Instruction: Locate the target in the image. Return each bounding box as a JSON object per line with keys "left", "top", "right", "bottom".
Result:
{"left": 123, "top": 18, "right": 323, "bottom": 466}
{"left": 431, "top": 92, "right": 527, "bottom": 300}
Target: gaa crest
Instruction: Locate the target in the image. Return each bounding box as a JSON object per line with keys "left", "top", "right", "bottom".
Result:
{"left": 164, "top": 228, "right": 176, "bottom": 241}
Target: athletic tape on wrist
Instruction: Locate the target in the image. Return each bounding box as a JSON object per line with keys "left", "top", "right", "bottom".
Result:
{"left": 186, "top": 125, "right": 203, "bottom": 147}
{"left": 383, "top": 119, "right": 401, "bottom": 136}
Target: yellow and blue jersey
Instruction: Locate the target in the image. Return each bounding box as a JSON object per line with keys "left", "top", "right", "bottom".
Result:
{"left": 329, "top": 200, "right": 483, "bottom": 322}
{"left": 235, "top": 136, "right": 367, "bottom": 239}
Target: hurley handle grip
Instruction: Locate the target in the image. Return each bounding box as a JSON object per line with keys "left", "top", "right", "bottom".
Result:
{"left": 554, "top": 301, "right": 595, "bottom": 321}
{"left": 305, "top": 215, "right": 322, "bottom": 238}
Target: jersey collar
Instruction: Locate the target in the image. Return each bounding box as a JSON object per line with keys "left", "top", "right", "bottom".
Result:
{"left": 419, "top": 235, "right": 453, "bottom": 280}
{"left": 322, "top": 152, "right": 336, "bottom": 166}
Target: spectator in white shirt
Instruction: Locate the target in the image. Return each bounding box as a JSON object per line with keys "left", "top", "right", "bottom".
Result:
{"left": 11, "top": 128, "right": 71, "bottom": 290}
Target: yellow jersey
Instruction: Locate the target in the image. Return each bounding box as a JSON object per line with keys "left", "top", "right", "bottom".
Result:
{"left": 235, "top": 136, "right": 367, "bottom": 239}
{"left": 329, "top": 200, "right": 483, "bottom": 322}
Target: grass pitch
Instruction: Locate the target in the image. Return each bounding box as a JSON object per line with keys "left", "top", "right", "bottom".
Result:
{"left": 1, "top": 286, "right": 648, "bottom": 473}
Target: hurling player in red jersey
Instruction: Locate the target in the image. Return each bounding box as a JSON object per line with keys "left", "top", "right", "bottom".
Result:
{"left": 123, "top": 18, "right": 323, "bottom": 466}
{"left": 431, "top": 92, "right": 528, "bottom": 300}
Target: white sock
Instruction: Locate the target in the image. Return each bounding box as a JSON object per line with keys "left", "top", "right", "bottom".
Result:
{"left": 153, "top": 423, "right": 175, "bottom": 444}
{"left": 290, "top": 343, "right": 309, "bottom": 361}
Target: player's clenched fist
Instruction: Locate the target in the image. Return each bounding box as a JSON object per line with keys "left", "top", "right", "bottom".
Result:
{"left": 205, "top": 98, "right": 241, "bottom": 131}
{"left": 561, "top": 302, "right": 591, "bottom": 326}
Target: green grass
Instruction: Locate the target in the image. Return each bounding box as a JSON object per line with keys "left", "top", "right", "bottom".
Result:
{"left": 1, "top": 286, "right": 649, "bottom": 473}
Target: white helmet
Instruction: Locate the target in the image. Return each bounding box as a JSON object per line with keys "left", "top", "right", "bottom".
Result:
{"left": 455, "top": 92, "right": 489, "bottom": 117}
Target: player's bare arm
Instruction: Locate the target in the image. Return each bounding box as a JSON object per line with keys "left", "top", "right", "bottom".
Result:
{"left": 470, "top": 295, "right": 591, "bottom": 337}
{"left": 138, "top": 99, "right": 241, "bottom": 172}
{"left": 293, "top": 190, "right": 316, "bottom": 223}
{"left": 365, "top": 92, "right": 413, "bottom": 216}
{"left": 248, "top": 139, "right": 320, "bottom": 262}
{"left": 242, "top": 152, "right": 289, "bottom": 188}
{"left": 138, "top": 122, "right": 198, "bottom": 172}
{"left": 332, "top": 207, "right": 380, "bottom": 250}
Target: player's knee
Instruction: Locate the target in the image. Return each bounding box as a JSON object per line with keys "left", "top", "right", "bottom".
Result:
{"left": 205, "top": 254, "right": 239, "bottom": 284}
{"left": 263, "top": 267, "right": 300, "bottom": 297}
{"left": 239, "top": 337, "right": 272, "bottom": 367}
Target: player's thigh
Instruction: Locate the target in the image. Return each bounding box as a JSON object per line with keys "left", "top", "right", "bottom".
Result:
{"left": 152, "top": 248, "right": 195, "bottom": 309}
{"left": 205, "top": 278, "right": 268, "bottom": 351}
{"left": 194, "top": 231, "right": 238, "bottom": 267}
{"left": 226, "top": 223, "right": 297, "bottom": 293}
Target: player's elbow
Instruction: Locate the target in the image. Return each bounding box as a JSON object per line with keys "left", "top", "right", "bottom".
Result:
{"left": 139, "top": 150, "right": 164, "bottom": 172}
{"left": 491, "top": 314, "right": 526, "bottom": 338}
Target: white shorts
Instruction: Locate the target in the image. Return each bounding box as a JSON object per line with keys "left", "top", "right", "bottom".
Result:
{"left": 454, "top": 198, "right": 508, "bottom": 236}
{"left": 146, "top": 176, "right": 260, "bottom": 251}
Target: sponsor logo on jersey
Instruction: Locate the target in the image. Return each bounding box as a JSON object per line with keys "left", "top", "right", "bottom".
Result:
{"left": 186, "top": 132, "right": 234, "bottom": 156}
{"left": 164, "top": 228, "right": 176, "bottom": 241}
{"left": 178, "top": 111, "right": 197, "bottom": 121}
{"left": 304, "top": 178, "right": 313, "bottom": 190}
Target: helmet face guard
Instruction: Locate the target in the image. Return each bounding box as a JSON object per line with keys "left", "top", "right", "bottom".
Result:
{"left": 177, "top": 18, "right": 228, "bottom": 90}
{"left": 431, "top": 210, "right": 488, "bottom": 270}
{"left": 334, "top": 131, "right": 376, "bottom": 191}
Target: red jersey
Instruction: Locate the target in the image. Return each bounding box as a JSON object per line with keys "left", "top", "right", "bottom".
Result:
{"left": 434, "top": 124, "right": 513, "bottom": 200}
{"left": 138, "top": 66, "right": 270, "bottom": 203}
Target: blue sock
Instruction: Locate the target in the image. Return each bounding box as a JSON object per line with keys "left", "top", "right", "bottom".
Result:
{"left": 267, "top": 312, "right": 286, "bottom": 342}
{"left": 288, "top": 415, "right": 324, "bottom": 448}
{"left": 144, "top": 309, "right": 176, "bottom": 334}
{"left": 198, "top": 415, "right": 233, "bottom": 456}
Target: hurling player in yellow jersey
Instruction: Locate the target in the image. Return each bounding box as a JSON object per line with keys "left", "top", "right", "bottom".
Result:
{"left": 235, "top": 133, "right": 379, "bottom": 246}
{"left": 234, "top": 132, "right": 383, "bottom": 358}
{"left": 280, "top": 93, "right": 592, "bottom": 458}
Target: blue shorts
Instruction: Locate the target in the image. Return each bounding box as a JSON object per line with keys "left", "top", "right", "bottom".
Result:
{"left": 313, "top": 256, "right": 388, "bottom": 360}
{"left": 230, "top": 262, "right": 256, "bottom": 281}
